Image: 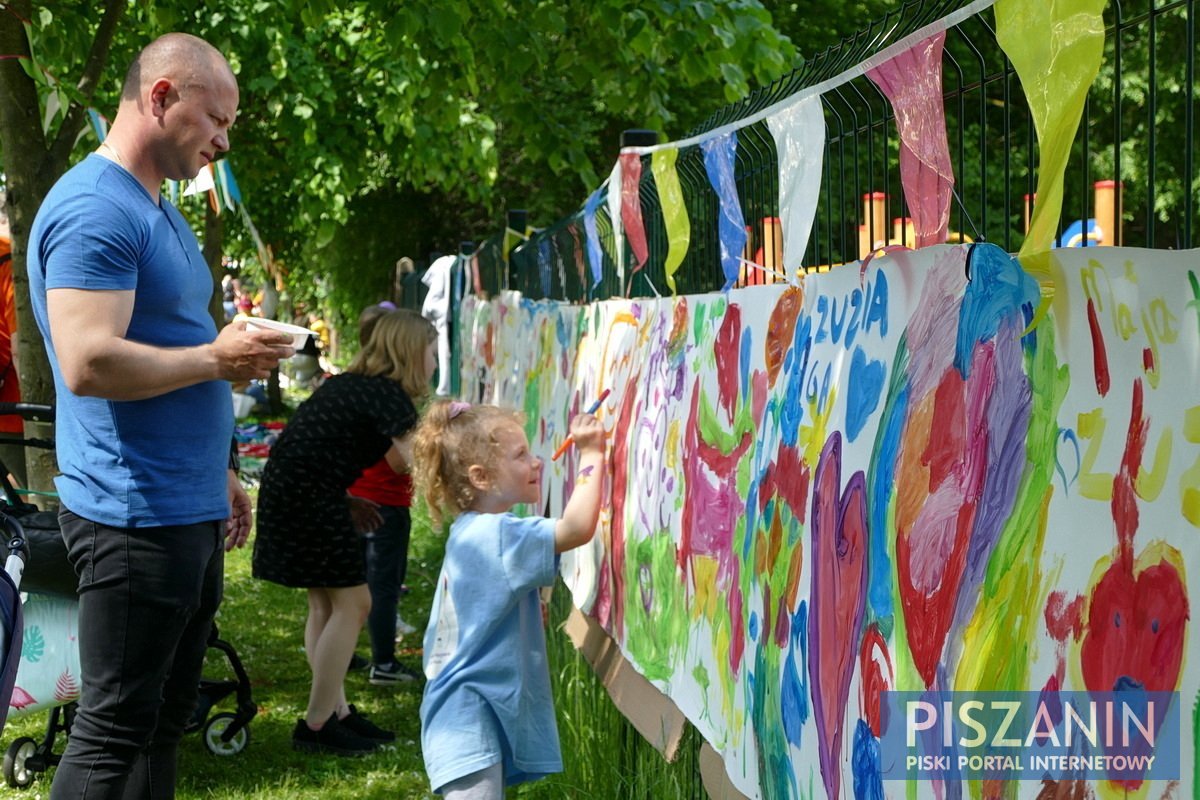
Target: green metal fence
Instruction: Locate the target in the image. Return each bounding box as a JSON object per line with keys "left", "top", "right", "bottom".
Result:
{"left": 463, "top": 0, "right": 1195, "bottom": 305}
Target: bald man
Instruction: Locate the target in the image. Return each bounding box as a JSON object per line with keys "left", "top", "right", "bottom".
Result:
{"left": 28, "top": 34, "right": 293, "bottom": 799}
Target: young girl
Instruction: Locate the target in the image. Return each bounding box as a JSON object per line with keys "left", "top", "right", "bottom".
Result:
{"left": 412, "top": 401, "right": 605, "bottom": 798}
{"left": 253, "top": 309, "right": 436, "bottom": 756}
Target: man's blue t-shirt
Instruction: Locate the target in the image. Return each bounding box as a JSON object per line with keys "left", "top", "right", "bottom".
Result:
{"left": 27, "top": 155, "right": 232, "bottom": 527}
{"left": 420, "top": 511, "right": 562, "bottom": 792}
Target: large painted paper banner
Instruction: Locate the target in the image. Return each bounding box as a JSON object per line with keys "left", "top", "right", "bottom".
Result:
{"left": 457, "top": 244, "right": 1200, "bottom": 799}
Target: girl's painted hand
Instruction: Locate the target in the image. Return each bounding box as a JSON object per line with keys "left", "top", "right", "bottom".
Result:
{"left": 567, "top": 412, "right": 605, "bottom": 455}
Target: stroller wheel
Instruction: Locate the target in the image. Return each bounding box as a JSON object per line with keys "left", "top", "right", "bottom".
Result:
{"left": 4, "top": 737, "right": 39, "bottom": 788}
{"left": 203, "top": 712, "right": 250, "bottom": 756}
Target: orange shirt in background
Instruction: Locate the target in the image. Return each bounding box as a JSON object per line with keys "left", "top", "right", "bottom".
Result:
{"left": 0, "top": 237, "right": 23, "bottom": 434}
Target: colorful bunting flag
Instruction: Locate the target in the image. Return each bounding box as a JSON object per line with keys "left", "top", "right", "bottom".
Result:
{"left": 766, "top": 96, "right": 826, "bottom": 272}
{"left": 218, "top": 159, "right": 242, "bottom": 205}
{"left": 996, "top": 0, "right": 1105, "bottom": 330}
{"left": 86, "top": 108, "right": 108, "bottom": 142}
{"left": 619, "top": 152, "right": 649, "bottom": 291}
{"left": 997, "top": 0, "right": 1106, "bottom": 259}
{"left": 567, "top": 221, "right": 586, "bottom": 290}
{"left": 651, "top": 148, "right": 690, "bottom": 295}
{"left": 605, "top": 162, "right": 625, "bottom": 292}
{"left": 537, "top": 238, "right": 553, "bottom": 298}
{"left": 867, "top": 33, "right": 954, "bottom": 248}
{"left": 239, "top": 204, "right": 272, "bottom": 272}
{"left": 583, "top": 188, "right": 605, "bottom": 293}
{"left": 701, "top": 132, "right": 746, "bottom": 291}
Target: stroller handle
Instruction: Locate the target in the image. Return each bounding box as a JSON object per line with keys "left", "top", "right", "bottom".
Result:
{"left": 0, "top": 402, "right": 54, "bottom": 423}
{"left": 2, "top": 514, "right": 29, "bottom": 588}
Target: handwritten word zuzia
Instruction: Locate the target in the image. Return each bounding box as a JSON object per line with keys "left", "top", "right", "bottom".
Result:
{"left": 813, "top": 270, "right": 889, "bottom": 348}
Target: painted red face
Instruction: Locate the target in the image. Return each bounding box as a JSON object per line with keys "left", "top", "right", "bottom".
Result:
{"left": 1078, "top": 380, "right": 1188, "bottom": 791}
{"left": 1080, "top": 551, "right": 1187, "bottom": 696}
{"left": 1080, "top": 381, "right": 1188, "bottom": 698}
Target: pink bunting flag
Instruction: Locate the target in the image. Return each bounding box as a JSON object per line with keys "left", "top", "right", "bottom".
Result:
{"left": 619, "top": 152, "right": 649, "bottom": 284}
{"left": 867, "top": 33, "right": 954, "bottom": 248}
{"left": 470, "top": 253, "right": 482, "bottom": 296}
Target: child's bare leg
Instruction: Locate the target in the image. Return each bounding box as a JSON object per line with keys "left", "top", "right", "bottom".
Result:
{"left": 440, "top": 763, "right": 504, "bottom": 800}
{"left": 304, "top": 584, "right": 370, "bottom": 726}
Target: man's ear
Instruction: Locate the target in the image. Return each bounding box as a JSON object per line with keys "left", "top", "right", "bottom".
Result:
{"left": 149, "top": 79, "right": 173, "bottom": 117}
{"left": 467, "top": 464, "right": 490, "bottom": 492}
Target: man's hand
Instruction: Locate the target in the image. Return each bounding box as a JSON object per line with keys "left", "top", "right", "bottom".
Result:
{"left": 211, "top": 320, "right": 295, "bottom": 382}
{"left": 225, "top": 469, "right": 252, "bottom": 551}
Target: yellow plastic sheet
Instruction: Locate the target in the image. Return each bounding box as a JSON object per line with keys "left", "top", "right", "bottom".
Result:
{"left": 996, "top": 0, "right": 1106, "bottom": 327}
{"left": 651, "top": 148, "right": 691, "bottom": 295}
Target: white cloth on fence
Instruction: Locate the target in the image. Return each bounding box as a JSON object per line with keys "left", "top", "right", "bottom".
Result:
{"left": 422, "top": 255, "right": 456, "bottom": 396}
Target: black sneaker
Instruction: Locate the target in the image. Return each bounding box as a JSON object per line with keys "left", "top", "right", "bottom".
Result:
{"left": 292, "top": 714, "right": 379, "bottom": 756}
{"left": 348, "top": 653, "right": 369, "bottom": 671}
{"left": 368, "top": 661, "right": 421, "bottom": 686}
{"left": 341, "top": 704, "right": 395, "bottom": 742}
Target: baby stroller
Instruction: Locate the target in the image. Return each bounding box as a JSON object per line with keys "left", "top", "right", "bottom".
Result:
{"left": 0, "top": 402, "right": 258, "bottom": 790}
{"left": 0, "top": 513, "right": 29, "bottom": 737}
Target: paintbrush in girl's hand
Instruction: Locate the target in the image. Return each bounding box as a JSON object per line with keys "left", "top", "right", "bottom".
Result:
{"left": 551, "top": 388, "right": 611, "bottom": 461}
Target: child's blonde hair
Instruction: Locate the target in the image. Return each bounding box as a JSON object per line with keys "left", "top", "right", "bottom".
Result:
{"left": 345, "top": 308, "right": 436, "bottom": 400}
{"left": 412, "top": 401, "right": 525, "bottom": 526}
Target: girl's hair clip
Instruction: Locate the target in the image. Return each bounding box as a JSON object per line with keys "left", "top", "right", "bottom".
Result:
{"left": 448, "top": 401, "right": 471, "bottom": 419}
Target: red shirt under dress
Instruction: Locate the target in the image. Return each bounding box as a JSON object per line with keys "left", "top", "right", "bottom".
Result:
{"left": 348, "top": 456, "right": 412, "bottom": 507}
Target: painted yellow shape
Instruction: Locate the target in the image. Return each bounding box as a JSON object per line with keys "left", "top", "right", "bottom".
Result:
{"left": 1183, "top": 405, "right": 1200, "bottom": 442}
{"left": 1077, "top": 408, "right": 1113, "bottom": 501}
{"left": 1133, "top": 428, "right": 1172, "bottom": 502}
{"left": 690, "top": 554, "right": 720, "bottom": 622}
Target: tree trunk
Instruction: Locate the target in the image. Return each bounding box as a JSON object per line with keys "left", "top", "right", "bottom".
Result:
{"left": 0, "top": 0, "right": 126, "bottom": 499}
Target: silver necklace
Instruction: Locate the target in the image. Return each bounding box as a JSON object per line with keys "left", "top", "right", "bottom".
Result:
{"left": 98, "top": 140, "right": 127, "bottom": 169}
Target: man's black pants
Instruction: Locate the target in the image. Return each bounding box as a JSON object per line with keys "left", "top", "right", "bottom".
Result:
{"left": 50, "top": 509, "right": 223, "bottom": 800}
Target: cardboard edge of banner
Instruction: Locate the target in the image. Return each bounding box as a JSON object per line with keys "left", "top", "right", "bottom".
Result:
{"left": 562, "top": 605, "right": 751, "bottom": 800}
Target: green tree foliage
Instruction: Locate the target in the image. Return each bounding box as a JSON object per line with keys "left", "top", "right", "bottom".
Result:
{"left": 1, "top": 0, "right": 799, "bottom": 404}
{"left": 208, "top": 0, "right": 801, "bottom": 323}
{"left": 766, "top": 0, "right": 900, "bottom": 52}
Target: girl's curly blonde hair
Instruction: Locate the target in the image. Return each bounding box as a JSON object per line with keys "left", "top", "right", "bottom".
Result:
{"left": 412, "top": 401, "right": 525, "bottom": 527}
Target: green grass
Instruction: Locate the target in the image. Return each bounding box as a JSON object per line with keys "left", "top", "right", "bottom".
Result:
{"left": 1, "top": 502, "right": 706, "bottom": 799}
